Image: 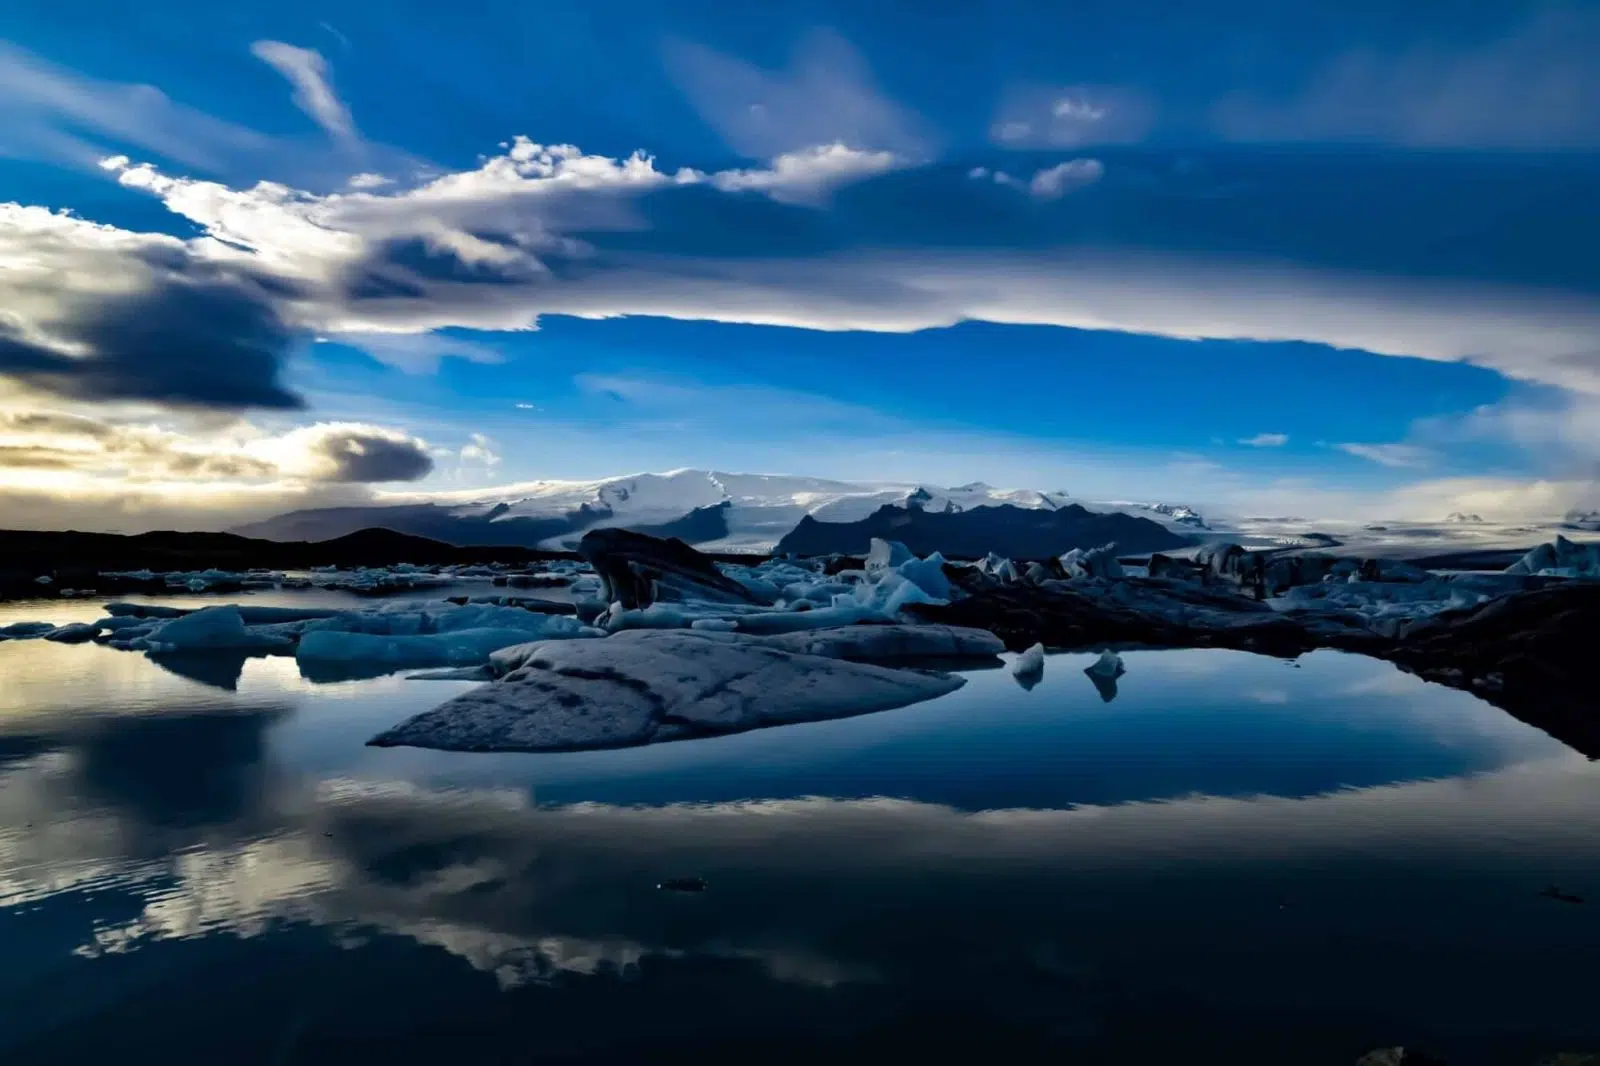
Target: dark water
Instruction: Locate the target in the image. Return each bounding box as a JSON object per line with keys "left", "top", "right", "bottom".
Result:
{"left": 2, "top": 620, "right": 1597, "bottom": 1065}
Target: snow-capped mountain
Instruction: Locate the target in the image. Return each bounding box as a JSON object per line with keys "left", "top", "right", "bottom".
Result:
{"left": 1130, "top": 502, "right": 1210, "bottom": 529}
{"left": 1564, "top": 509, "right": 1600, "bottom": 532}
{"left": 233, "top": 468, "right": 1207, "bottom": 552}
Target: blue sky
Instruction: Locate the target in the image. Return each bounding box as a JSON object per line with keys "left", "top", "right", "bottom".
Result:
{"left": 1, "top": 0, "right": 1598, "bottom": 528}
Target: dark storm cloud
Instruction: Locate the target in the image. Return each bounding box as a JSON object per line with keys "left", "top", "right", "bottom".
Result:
{"left": 0, "top": 272, "right": 303, "bottom": 411}
{"left": 302, "top": 425, "right": 436, "bottom": 482}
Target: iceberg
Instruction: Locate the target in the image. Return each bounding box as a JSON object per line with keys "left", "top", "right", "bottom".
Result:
{"left": 1059, "top": 543, "right": 1124, "bottom": 580}
{"left": 1505, "top": 535, "right": 1600, "bottom": 578}
{"left": 896, "top": 552, "right": 953, "bottom": 600}
{"left": 865, "top": 537, "right": 914, "bottom": 571}
{"left": 1083, "top": 649, "right": 1126, "bottom": 702}
{"left": 115, "top": 606, "right": 294, "bottom": 653}
{"left": 369, "top": 629, "right": 966, "bottom": 753}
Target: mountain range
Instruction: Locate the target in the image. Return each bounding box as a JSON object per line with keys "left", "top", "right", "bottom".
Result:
{"left": 234, "top": 469, "right": 1205, "bottom": 558}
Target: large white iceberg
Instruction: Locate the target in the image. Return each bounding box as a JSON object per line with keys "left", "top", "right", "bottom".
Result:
{"left": 369, "top": 629, "right": 966, "bottom": 752}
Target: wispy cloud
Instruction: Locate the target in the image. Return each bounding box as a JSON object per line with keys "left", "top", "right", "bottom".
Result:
{"left": 250, "top": 41, "right": 358, "bottom": 143}
{"left": 664, "top": 28, "right": 930, "bottom": 159}
{"left": 1213, "top": 8, "right": 1600, "bottom": 149}
{"left": 0, "top": 41, "right": 272, "bottom": 172}
{"left": 1239, "top": 432, "right": 1289, "bottom": 447}
{"left": 1337, "top": 441, "right": 1434, "bottom": 468}
{"left": 989, "top": 84, "right": 1155, "bottom": 148}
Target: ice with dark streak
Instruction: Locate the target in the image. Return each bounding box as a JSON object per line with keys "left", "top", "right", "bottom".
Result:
{"left": 368, "top": 629, "right": 966, "bottom": 753}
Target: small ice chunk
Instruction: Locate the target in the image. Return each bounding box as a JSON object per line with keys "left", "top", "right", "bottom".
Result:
{"left": 1010, "top": 642, "right": 1045, "bottom": 679}
{"left": 690, "top": 618, "right": 740, "bottom": 632}
{"left": 1085, "top": 649, "right": 1124, "bottom": 678}
{"left": 1083, "top": 650, "right": 1126, "bottom": 703}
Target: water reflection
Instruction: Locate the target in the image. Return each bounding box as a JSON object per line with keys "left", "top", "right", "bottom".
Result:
{"left": 1, "top": 634, "right": 1596, "bottom": 1064}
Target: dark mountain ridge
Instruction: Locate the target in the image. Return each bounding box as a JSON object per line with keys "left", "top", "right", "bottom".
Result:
{"left": 775, "top": 503, "right": 1194, "bottom": 559}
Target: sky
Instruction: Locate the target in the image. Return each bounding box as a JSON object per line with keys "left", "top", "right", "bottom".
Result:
{"left": 2, "top": 0, "right": 1599, "bottom": 530}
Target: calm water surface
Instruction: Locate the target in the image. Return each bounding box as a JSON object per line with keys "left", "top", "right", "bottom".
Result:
{"left": 2, "top": 593, "right": 1596, "bottom": 1065}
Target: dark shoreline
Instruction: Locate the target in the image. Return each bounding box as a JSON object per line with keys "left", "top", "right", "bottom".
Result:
{"left": 0, "top": 527, "right": 772, "bottom": 600}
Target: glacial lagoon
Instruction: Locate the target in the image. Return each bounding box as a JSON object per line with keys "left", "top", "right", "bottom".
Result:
{"left": 2, "top": 598, "right": 1597, "bottom": 1065}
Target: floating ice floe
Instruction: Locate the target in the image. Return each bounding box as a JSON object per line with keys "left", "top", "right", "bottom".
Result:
{"left": 298, "top": 626, "right": 579, "bottom": 670}
{"left": 369, "top": 629, "right": 966, "bottom": 753}
{"left": 0, "top": 621, "right": 58, "bottom": 639}
{"left": 110, "top": 606, "right": 296, "bottom": 653}
{"left": 293, "top": 609, "right": 603, "bottom": 671}
{"left": 42, "top": 622, "right": 99, "bottom": 643}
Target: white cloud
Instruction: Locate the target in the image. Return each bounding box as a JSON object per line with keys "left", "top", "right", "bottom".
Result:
{"left": 15, "top": 145, "right": 1600, "bottom": 410}
{"left": 1239, "top": 433, "right": 1289, "bottom": 447}
{"left": 347, "top": 172, "right": 392, "bottom": 189}
{"left": 710, "top": 143, "right": 900, "bottom": 206}
{"left": 1026, "top": 158, "right": 1105, "bottom": 199}
{"left": 459, "top": 432, "right": 501, "bottom": 467}
{"left": 54, "top": 155, "right": 1600, "bottom": 398}
{"left": 250, "top": 41, "right": 358, "bottom": 143}
{"left": 1338, "top": 441, "right": 1434, "bottom": 468}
